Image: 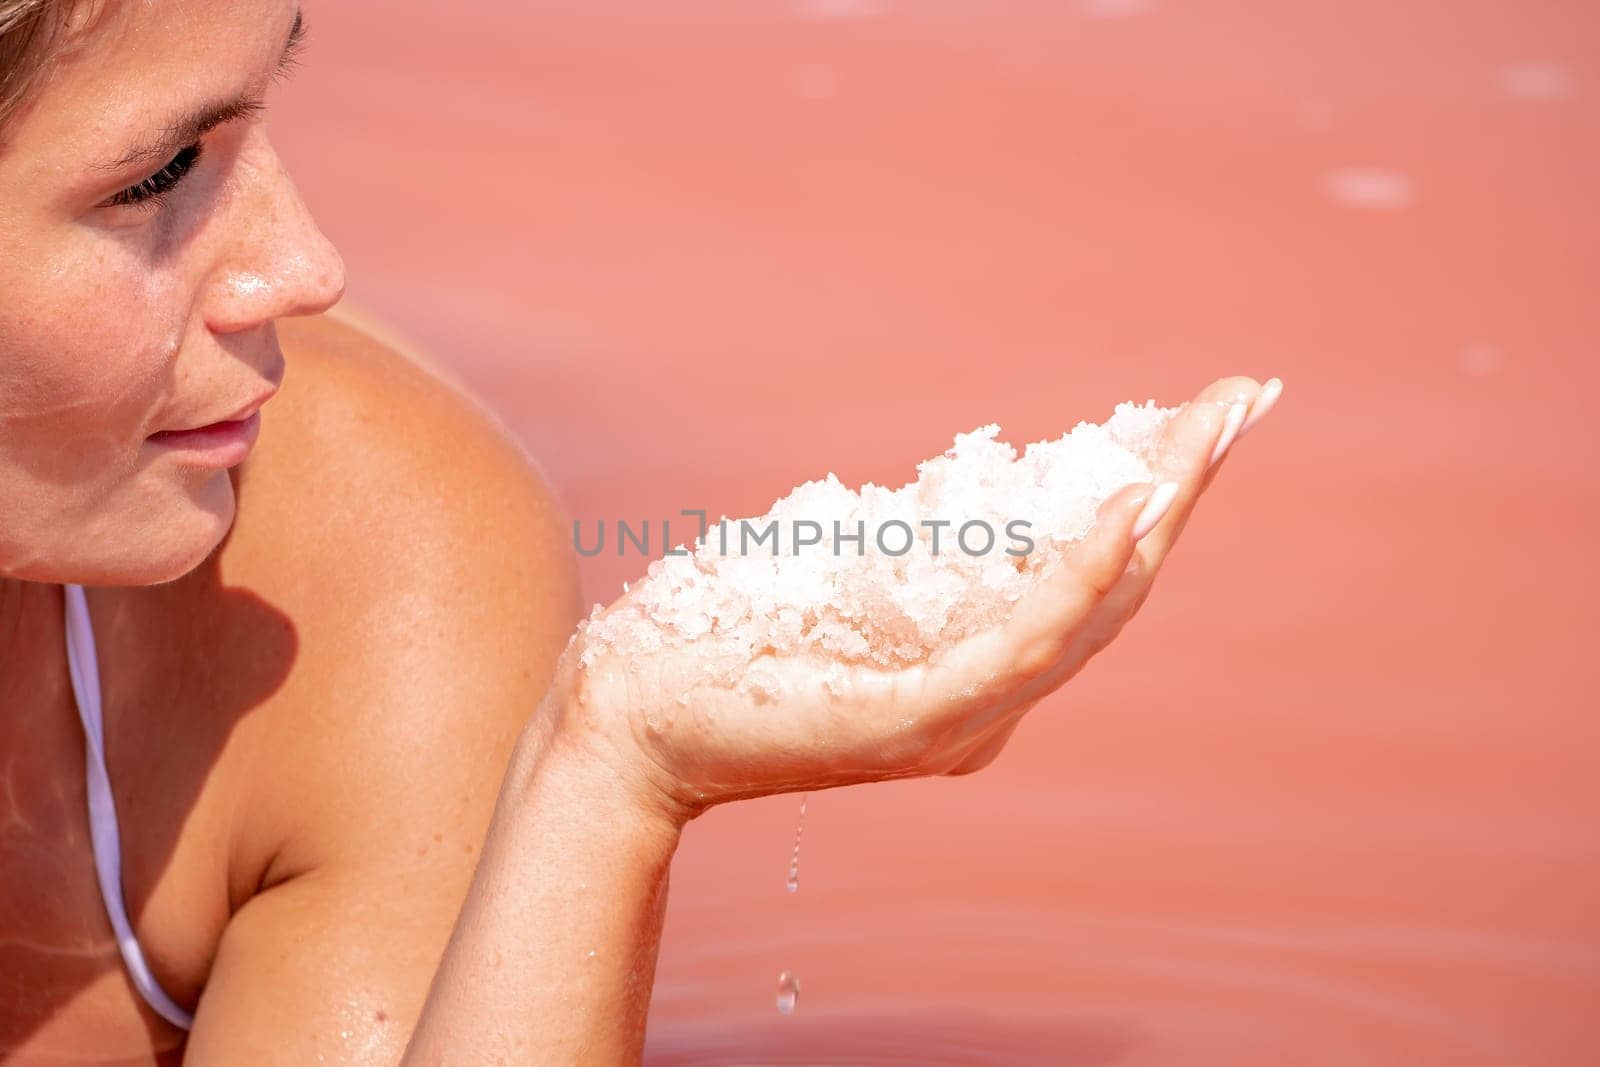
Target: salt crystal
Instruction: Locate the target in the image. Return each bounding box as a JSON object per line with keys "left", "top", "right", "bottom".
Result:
{"left": 575, "top": 400, "right": 1181, "bottom": 692}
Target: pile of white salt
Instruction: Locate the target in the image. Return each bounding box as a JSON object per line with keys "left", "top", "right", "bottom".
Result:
{"left": 575, "top": 399, "right": 1180, "bottom": 692}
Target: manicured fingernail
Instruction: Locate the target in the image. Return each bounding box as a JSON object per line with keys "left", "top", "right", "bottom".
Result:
{"left": 1238, "top": 377, "right": 1283, "bottom": 439}
{"left": 1208, "top": 402, "right": 1247, "bottom": 467}
{"left": 1132, "top": 481, "right": 1179, "bottom": 542}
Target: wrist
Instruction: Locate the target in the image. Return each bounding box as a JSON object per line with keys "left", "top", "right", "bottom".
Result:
{"left": 553, "top": 717, "right": 699, "bottom": 837}
{"left": 510, "top": 667, "right": 701, "bottom": 843}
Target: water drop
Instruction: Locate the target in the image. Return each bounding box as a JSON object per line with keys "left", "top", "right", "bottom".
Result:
{"left": 776, "top": 970, "right": 800, "bottom": 1014}
{"left": 786, "top": 794, "right": 808, "bottom": 892}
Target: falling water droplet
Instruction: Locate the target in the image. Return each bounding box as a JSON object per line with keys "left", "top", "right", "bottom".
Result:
{"left": 776, "top": 970, "right": 800, "bottom": 1014}
{"left": 786, "top": 794, "right": 808, "bottom": 892}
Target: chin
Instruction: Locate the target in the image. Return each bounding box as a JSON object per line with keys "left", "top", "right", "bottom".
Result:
{"left": 2, "top": 468, "right": 240, "bottom": 587}
{"left": 139, "top": 470, "right": 240, "bottom": 584}
{"left": 84, "top": 469, "right": 241, "bottom": 587}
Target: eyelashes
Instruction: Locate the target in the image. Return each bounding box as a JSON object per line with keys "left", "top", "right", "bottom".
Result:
{"left": 105, "top": 142, "right": 203, "bottom": 210}
{"left": 95, "top": 12, "right": 303, "bottom": 219}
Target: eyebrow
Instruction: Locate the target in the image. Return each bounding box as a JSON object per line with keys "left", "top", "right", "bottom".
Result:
{"left": 92, "top": 8, "right": 306, "bottom": 173}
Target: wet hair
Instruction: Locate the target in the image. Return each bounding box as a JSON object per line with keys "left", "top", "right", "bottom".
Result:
{"left": 0, "top": 0, "right": 84, "bottom": 132}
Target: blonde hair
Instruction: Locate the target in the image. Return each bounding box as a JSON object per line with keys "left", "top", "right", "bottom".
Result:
{"left": 0, "top": 0, "right": 83, "bottom": 132}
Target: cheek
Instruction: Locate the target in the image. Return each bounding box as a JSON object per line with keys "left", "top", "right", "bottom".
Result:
{"left": 1, "top": 235, "right": 194, "bottom": 515}
{"left": 10, "top": 241, "right": 189, "bottom": 434}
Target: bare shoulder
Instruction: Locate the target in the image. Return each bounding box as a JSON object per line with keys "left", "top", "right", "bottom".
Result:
{"left": 231, "top": 311, "right": 581, "bottom": 658}
{"left": 217, "top": 311, "right": 583, "bottom": 886}
{"left": 240, "top": 311, "right": 562, "bottom": 570}
{"left": 135, "top": 313, "right": 591, "bottom": 1049}
{"left": 235, "top": 311, "right": 580, "bottom": 628}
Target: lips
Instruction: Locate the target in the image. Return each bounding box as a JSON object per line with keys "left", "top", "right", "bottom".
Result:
{"left": 151, "top": 387, "right": 278, "bottom": 438}
{"left": 145, "top": 410, "right": 263, "bottom": 468}
{"left": 142, "top": 378, "right": 278, "bottom": 471}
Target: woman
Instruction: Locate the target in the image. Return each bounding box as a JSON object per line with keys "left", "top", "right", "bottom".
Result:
{"left": 0, "top": 0, "right": 1280, "bottom": 1062}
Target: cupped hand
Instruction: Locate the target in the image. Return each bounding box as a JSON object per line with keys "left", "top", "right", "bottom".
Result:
{"left": 550, "top": 375, "right": 1281, "bottom": 824}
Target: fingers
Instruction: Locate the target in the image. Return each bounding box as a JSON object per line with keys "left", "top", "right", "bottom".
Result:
{"left": 975, "top": 379, "right": 1269, "bottom": 712}
{"left": 945, "top": 715, "right": 1022, "bottom": 775}
{"left": 1208, "top": 399, "right": 1249, "bottom": 468}
{"left": 1132, "top": 481, "right": 1180, "bottom": 541}
{"left": 918, "top": 479, "right": 1152, "bottom": 728}
{"left": 1132, "top": 375, "right": 1262, "bottom": 568}
{"left": 1197, "top": 375, "right": 1283, "bottom": 496}
{"left": 942, "top": 376, "right": 1285, "bottom": 780}
{"left": 998, "top": 479, "right": 1158, "bottom": 682}
{"left": 1237, "top": 376, "right": 1283, "bottom": 440}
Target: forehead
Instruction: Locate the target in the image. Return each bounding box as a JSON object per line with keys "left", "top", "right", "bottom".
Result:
{"left": 3, "top": 0, "right": 295, "bottom": 165}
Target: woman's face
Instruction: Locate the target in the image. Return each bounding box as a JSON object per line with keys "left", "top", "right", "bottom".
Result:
{"left": 0, "top": 0, "right": 344, "bottom": 586}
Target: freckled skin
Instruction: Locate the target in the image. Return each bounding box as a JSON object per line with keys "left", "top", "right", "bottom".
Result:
{"left": 0, "top": 309, "right": 583, "bottom": 1061}
{"left": 0, "top": 1, "right": 583, "bottom": 1061}
{"left": 0, "top": 1, "right": 344, "bottom": 588}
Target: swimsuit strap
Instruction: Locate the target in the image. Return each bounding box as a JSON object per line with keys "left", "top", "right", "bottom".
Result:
{"left": 61, "top": 583, "right": 195, "bottom": 1032}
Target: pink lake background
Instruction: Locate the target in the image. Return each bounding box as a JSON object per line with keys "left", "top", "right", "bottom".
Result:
{"left": 272, "top": 2, "right": 1597, "bottom": 1063}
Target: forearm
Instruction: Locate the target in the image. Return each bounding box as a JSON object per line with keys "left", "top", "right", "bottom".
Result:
{"left": 401, "top": 705, "right": 685, "bottom": 1065}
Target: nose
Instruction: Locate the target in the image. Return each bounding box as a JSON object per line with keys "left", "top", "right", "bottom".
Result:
{"left": 202, "top": 131, "right": 347, "bottom": 335}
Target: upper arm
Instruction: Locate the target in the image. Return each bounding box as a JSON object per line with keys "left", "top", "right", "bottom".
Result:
{"left": 184, "top": 317, "right": 583, "bottom": 1063}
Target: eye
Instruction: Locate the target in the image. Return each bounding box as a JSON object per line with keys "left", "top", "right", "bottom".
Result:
{"left": 103, "top": 142, "right": 203, "bottom": 210}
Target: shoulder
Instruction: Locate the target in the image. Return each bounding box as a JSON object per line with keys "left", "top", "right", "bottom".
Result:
{"left": 150, "top": 313, "right": 590, "bottom": 1049}
{"left": 79, "top": 311, "right": 585, "bottom": 1022}
{"left": 242, "top": 310, "right": 565, "bottom": 574}
{"left": 233, "top": 309, "right": 582, "bottom": 670}
{"left": 236, "top": 309, "right": 580, "bottom": 636}
{"left": 217, "top": 310, "right": 584, "bottom": 886}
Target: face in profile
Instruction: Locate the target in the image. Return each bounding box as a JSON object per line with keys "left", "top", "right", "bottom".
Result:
{"left": 0, "top": 0, "right": 345, "bottom": 587}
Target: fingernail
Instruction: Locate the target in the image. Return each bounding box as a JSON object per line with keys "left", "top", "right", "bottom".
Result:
{"left": 1208, "top": 402, "right": 1247, "bottom": 467}
{"left": 1237, "top": 377, "right": 1283, "bottom": 440}
{"left": 1132, "top": 481, "right": 1179, "bottom": 542}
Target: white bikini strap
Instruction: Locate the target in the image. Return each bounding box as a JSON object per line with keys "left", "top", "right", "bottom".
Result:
{"left": 61, "top": 583, "right": 196, "bottom": 1032}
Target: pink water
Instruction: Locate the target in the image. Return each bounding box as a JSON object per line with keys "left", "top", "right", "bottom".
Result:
{"left": 275, "top": 2, "right": 1599, "bottom": 1062}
